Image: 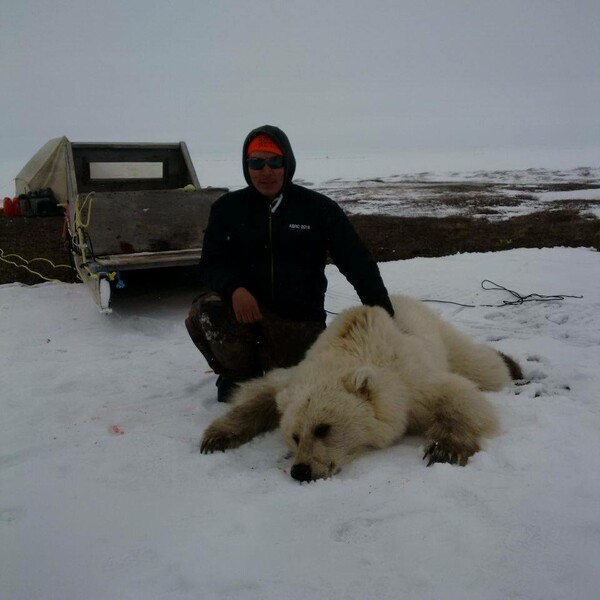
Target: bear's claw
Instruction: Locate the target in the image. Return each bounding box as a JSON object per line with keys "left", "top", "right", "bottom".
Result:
{"left": 423, "top": 441, "right": 469, "bottom": 467}
{"left": 200, "top": 432, "right": 235, "bottom": 454}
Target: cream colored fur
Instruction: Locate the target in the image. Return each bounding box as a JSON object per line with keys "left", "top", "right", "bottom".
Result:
{"left": 201, "top": 295, "right": 516, "bottom": 480}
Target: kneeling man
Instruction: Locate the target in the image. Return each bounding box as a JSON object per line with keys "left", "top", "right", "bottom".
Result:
{"left": 186, "top": 125, "right": 393, "bottom": 401}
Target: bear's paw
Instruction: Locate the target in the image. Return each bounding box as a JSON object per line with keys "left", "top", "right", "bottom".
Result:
{"left": 422, "top": 438, "right": 480, "bottom": 467}
{"left": 200, "top": 425, "right": 241, "bottom": 454}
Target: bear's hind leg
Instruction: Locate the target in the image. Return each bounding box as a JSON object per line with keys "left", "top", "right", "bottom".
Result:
{"left": 420, "top": 374, "right": 498, "bottom": 466}
{"left": 201, "top": 377, "right": 281, "bottom": 453}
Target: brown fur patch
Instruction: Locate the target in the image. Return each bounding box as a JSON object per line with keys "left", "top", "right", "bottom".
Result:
{"left": 424, "top": 412, "right": 481, "bottom": 466}
{"left": 499, "top": 352, "right": 523, "bottom": 380}
{"left": 200, "top": 389, "right": 280, "bottom": 453}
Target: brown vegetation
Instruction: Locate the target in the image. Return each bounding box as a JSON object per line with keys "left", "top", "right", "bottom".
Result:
{"left": 1, "top": 208, "right": 598, "bottom": 287}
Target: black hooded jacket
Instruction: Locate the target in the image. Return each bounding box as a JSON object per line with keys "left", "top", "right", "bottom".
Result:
{"left": 197, "top": 125, "right": 394, "bottom": 323}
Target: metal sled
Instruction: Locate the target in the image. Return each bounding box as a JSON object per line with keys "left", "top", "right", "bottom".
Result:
{"left": 15, "top": 137, "right": 227, "bottom": 311}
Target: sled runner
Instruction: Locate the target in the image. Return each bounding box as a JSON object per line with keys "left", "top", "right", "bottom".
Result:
{"left": 15, "top": 137, "right": 227, "bottom": 311}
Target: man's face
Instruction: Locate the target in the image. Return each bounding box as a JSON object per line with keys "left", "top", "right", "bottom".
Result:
{"left": 247, "top": 151, "right": 285, "bottom": 199}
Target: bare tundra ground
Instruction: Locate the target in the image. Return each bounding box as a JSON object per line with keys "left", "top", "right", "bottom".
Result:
{"left": 1, "top": 178, "right": 598, "bottom": 287}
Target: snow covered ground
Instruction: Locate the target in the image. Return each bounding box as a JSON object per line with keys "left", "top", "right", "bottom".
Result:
{"left": 317, "top": 167, "right": 600, "bottom": 220}
{"left": 195, "top": 155, "right": 600, "bottom": 220}
{"left": 1, "top": 246, "right": 599, "bottom": 600}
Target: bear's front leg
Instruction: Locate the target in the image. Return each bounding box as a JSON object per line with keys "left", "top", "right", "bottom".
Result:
{"left": 200, "top": 379, "right": 281, "bottom": 454}
{"left": 420, "top": 374, "right": 499, "bottom": 466}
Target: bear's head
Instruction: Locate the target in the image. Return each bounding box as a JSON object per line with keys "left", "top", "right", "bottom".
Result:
{"left": 277, "top": 366, "right": 382, "bottom": 481}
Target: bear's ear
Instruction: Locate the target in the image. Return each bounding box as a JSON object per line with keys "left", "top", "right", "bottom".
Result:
{"left": 342, "top": 367, "right": 376, "bottom": 401}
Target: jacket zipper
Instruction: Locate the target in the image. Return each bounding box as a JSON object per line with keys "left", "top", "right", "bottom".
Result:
{"left": 268, "top": 204, "right": 274, "bottom": 300}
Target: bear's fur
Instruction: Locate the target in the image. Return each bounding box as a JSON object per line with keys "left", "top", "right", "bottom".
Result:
{"left": 201, "top": 295, "right": 521, "bottom": 481}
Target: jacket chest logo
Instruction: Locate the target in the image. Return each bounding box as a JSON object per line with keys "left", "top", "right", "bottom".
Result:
{"left": 289, "top": 223, "right": 311, "bottom": 230}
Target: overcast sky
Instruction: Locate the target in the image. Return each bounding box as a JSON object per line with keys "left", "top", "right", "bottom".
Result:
{"left": 1, "top": 0, "right": 598, "bottom": 180}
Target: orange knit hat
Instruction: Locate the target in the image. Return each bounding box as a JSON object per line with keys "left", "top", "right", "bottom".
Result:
{"left": 246, "top": 133, "right": 283, "bottom": 156}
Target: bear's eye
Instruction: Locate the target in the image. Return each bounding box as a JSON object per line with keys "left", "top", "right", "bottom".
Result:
{"left": 292, "top": 434, "right": 300, "bottom": 445}
{"left": 313, "top": 423, "right": 331, "bottom": 439}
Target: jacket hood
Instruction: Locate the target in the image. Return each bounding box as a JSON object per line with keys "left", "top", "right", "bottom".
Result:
{"left": 242, "top": 125, "right": 296, "bottom": 193}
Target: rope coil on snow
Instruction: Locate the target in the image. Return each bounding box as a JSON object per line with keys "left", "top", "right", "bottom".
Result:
{"left": 326, "top": 280, "right": 584, "bottom": 314}
{"left": 479, "top": 279, "right": 583, "bottom": 306}
{"left": 420, "top": 279, "right": 583, "bottom": 309}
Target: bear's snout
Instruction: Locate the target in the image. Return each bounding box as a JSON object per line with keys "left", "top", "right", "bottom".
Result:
{"left": 290, "top": 463, "right": 312, "bottom": 482}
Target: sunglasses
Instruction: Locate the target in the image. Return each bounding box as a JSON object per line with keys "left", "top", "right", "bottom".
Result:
{"left": 246, "top": 156, "right": 284, "bottom": 170}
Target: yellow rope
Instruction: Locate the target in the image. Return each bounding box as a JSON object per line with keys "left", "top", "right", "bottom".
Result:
{"left": 0, "top": 192, "right": 115, "bottom": 285}
{"left": 77, "top": 192, "right": 94, "bottom": 228}
{"left": 71, "top": 192, "right": 116, "bottom": 282}
{"left": 0, "top": 248, "right": 72, "bottom": 283}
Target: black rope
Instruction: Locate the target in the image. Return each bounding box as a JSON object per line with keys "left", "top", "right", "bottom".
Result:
{"left": 419, "top": 299, "right": 477, "bottom": 308}
{"left": 480, "top": 279, "right": 583, "bottom": 306}
{"left": 326, "top": 280, "right": 583, "bottom": 314}
{"left": 422, "top": 279, "right": 583, "bottom": 308}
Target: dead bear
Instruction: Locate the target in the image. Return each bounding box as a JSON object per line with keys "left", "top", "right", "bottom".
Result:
{"left": 201, "top": 295, "right": 521, "bottom": 481}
